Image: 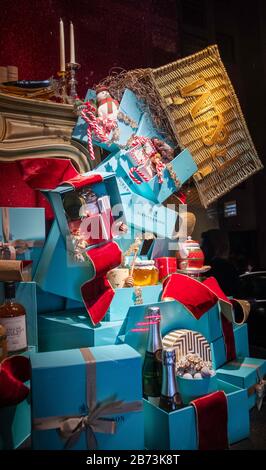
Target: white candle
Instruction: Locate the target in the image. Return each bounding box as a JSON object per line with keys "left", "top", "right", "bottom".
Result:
{"left": 70, "top": 21, "right": 75, "bottom": 63}
{"left": 59, "top": 18, "right": 65, "bottom": 72}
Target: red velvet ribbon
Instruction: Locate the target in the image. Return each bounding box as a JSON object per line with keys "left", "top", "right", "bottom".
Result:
{"left": 162, "top": 273, "right": 236, "bottom": 363}
{"left": 0, "top": 355, "right": 30, "bottom": 407}
{"left": 203, "top": 277, "right": 236, "bottom": 362}
{"left": 17, "top": 157, "right": 123, "bottom": 325}
{"left": 162, "top": 273, "right": 218, "bottom": 319}
{"left": 191, "top": 391, "right": 229, "bottom": 450}
{"left": 82, "top": 242, "right": 122, "bottom": 325}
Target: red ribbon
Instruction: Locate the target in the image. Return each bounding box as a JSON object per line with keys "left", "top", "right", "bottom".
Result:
{"left": 0, "top": 355, "right": 30, "bottom": 407}
{"left": 162, "top": 273, "right": 218, "bottom": 319}
{"left": 191, "top": 391, "right": 229, "bottom": 450}
{"left": 17, "top": 157, "right": 123, "bottom": 325}
{"left": 203, "top": 277, "right": 236, "bottom": 362}
{"left": 162, "top": 273, "right": 236, "bottom": 363}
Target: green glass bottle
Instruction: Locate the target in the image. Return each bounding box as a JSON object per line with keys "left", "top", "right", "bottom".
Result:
{"left": 142, "top": 306, "right": 163, "bottom": 405}
{"left": 159, "top": 349, "right": 181, "bottom": 412}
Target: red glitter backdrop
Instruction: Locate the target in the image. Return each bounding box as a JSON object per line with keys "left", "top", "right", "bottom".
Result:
{"left": 0, "top": 0, "right": 180, "bottom": 213}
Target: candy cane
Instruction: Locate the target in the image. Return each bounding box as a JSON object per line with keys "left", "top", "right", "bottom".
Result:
{"left": 129, "top": 167, "right": 150, "bottom": 184}
{"left": 155, "top": 160, "right": 165, "bottom": 183}
{"left": 81, "top": 103, "right": 116, "bottom": 160}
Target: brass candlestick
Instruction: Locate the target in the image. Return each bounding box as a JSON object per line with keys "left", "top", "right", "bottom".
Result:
{"left": 66, "top": 62, "right": 80, "bottom": 103}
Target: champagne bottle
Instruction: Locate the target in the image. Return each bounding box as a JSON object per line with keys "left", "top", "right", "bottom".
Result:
{"left": 142, "top": 306, "right": 163, "bottom": 404}
{"left": 159, "top": 349, "right": 181, "bottom": 412}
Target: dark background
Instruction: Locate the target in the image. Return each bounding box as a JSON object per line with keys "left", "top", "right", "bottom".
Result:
{"left": 1, "top": 0, "right": 266, "bottom": 266}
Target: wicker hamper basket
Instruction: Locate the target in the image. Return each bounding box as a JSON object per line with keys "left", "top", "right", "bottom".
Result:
{"left": 149, "top": 45, "right": 263, "bottom": 207}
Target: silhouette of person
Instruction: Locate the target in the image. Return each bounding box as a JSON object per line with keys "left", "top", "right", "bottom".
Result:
{"left": 201, "top": 229, "right": 240, "bottom": 297}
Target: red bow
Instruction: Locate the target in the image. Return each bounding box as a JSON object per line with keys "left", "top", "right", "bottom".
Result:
{"left": 0, "top": 355, "right": 30, "bottom": 407}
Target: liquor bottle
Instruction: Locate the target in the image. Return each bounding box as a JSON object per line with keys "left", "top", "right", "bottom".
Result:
{"left": 0, "top": 324, "right": 7, "bottom": 362}
{"left": 159, "top": 349, "right": 181, "bottom": 412}
{"left": 142, "top": 306, "right": 163, "bottom": 404}
{"left": 0, "top": 282, "right": 27, "bottom": 354}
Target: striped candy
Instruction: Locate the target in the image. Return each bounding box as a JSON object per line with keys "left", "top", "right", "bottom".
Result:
{"left": 128, "top": 166, "right": 150, "bottom": 184}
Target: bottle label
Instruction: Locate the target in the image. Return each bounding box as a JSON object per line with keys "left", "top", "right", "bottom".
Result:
{"left": 147, "top": 396, "right": 160, "bottom": 406}
{"left": 0, "top": 316, "right": 27, "bottom": 352}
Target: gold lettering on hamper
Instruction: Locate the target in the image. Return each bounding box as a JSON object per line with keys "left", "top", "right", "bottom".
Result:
{"left": 179, "top": 77, "right": 232, "bottom": 176}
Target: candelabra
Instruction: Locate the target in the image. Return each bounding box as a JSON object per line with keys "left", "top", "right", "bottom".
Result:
{"left": 66, "top": 62, "right": 80, "bottom": 103}
{"left": 56, "top": 70, "right": 68, "bottom": 103}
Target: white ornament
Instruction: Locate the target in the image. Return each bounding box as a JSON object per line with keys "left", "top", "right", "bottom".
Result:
{"left": 183, "top": 373, "right": 193, "bottom": 379}
{"left": 194, "top": 373, "right": 202, "bottom": 379}
{"left": 96, "top": 88, "right": 119, "bottom": 120}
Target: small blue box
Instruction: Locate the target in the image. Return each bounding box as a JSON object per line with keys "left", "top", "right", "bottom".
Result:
{"left": 144, "top": 379, "right": 250, "bottom": 449}
{"left": 0, "top": 389, "right": 31, "bottom": 450}
{"left": 43, "top": 172, "right": 126, "bottom": 251}
{"left": 0, "top": 207, "right": 45, "bottom": 275}
{"left": 121, "top": 191, "right": 178, "bottom": 239}
{"left": 34, "top": 220, "right": 94, "bottom": 302}
{"left": 119, "top": 148, "right": 197, "bottom": 204}
{"left": 216, "top": 356, "right": 266, "bottom": 409}
{"left": 72, "top": 89, "right": 143, "bottom": 153}
{"left": 31, "top": 344, "right": 144, "bottom": 450}
{"left": 177, "top": 375, "right": 218, "bottom": 405}
{"left": 106, "top": 284, "right": 162, "bottom": 322}
{"left": 0, "top": 281, "right": 38, "bottom": 351}
{"left": 211, "top": 323, "right": 250, "bottom": 369}
{"left": 38, "top": 310, "right": 123, "bottom": 352}
{"left": 96, "top": 146, "right": 197, "bottom": 205}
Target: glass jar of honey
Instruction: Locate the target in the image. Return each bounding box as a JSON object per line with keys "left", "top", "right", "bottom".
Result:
{"left": 132, "top": 260, "right": 159, "bottom": 286}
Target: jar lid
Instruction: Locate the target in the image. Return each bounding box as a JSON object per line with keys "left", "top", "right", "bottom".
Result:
{"left": 134, "top": 259, "right": 155, "bottom": 267}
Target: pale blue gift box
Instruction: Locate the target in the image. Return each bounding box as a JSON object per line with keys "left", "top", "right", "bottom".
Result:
{"left": 0, "top": 390, "right": 30, "bottom": 450}
{"left": 0, "top": 207, "right": 45, "bottom": 275}
{"left": 43, "top": 172, "right": 126, "bottom": 250}
{"left": 34, "top": 220, "right": 94, "bottom": 302}
{"left": 38, "top": 310, "right": 123, "bottom": 352}
{"left": 0, "top": 281, "right": 37, "bottom": 449}
{"left": 176, "top": 375, "right": 218, "bottom": 405}
{"left": 72, "top": 88, "right": 143, "bottom": 153}
{"left": 106, "top": 284, "right": 162, "bottom": 322}
{"left": 92, "top": 101, "right": 197, "bottom": 205}
{"left": 55, "top": 285, "right": 162, "bottom": 325}
{"left": 121, "top": 192, "right": 178, "bottom": 239}
{"left": 211, "top": 324, "right": 250, "bottom": 369}
{"left": 144, "top": 379, "right": 250, "bottom": 449}
{"left": 119, "top": 148, "right": 197, "bottom": 204}
{"left": 31, "top": 344, "right": 144, "bottom": 450}
{"left": 216, "top": 356, "right": 266, "bottom": 409}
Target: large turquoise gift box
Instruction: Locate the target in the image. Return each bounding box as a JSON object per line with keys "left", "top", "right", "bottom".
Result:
{"left": 30, "top": 344, "right": 144, "bottom": 450}
{"left": 144, "top": 380, "right": 250, "bottom": 449}
{"left": 216, "top": 356, "right": 266, "bottom": 409}
{"left": 38, "top": 310, "right": 123, "bottom": 352}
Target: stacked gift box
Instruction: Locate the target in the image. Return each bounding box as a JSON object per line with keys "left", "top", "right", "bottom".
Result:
{"left": 1, "top": 45, "right": 266, "bottom": 451}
